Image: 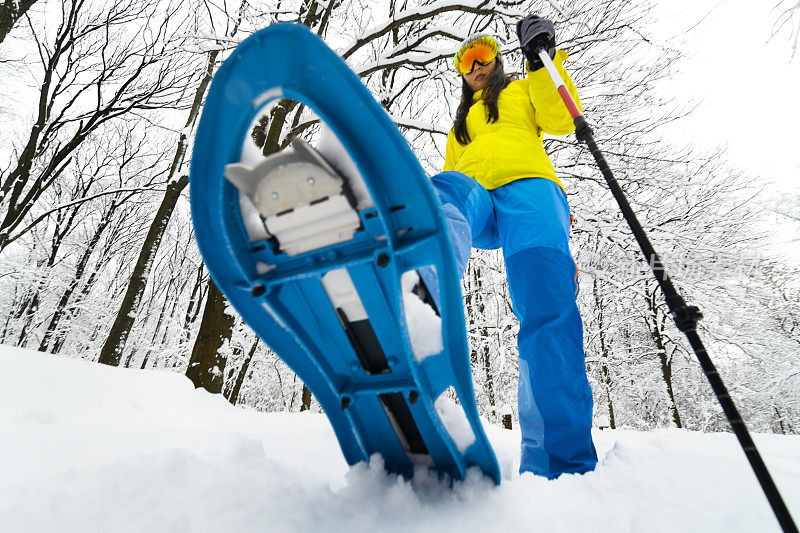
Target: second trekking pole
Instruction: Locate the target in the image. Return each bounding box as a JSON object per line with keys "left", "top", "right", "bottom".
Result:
{"left": 534, "top": 47, "right": 797, "bottom": 533}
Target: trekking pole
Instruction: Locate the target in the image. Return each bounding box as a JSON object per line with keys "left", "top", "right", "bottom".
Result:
{"left": 536, "top": 48, "right": 798, "bottom": 533}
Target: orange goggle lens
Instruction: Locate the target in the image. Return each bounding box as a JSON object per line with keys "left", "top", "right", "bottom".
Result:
{"left": 454, "top": 41, "right": 498, "bottom": 74}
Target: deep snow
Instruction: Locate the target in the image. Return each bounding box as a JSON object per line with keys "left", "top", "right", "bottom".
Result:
{"left": 1, "top": 345, "right": 798, "bottom": 532}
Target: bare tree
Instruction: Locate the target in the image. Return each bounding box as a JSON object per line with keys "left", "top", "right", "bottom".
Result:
{"left": 33, "top": 124, "right": 161, "bottom": 353}
{"left": 2, "top": 0, "right": 797, "bottom": 435}
{"left": 97, "top": 0, "right": 245, "bottom": 367}
{"left": 0, "top": 0, "right": 198, "bottom": 252}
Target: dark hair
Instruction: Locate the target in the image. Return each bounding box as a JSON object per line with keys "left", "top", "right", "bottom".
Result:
{"left": 453, "top": 53, "right": 512, "bottom": 145}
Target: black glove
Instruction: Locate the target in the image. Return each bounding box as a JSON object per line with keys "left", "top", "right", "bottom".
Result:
{"left": 516, "top": 14, "right": 556, "bottom": 71}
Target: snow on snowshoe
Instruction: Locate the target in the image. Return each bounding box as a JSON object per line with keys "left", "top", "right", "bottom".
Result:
{"left": 189, "top": 23, "right": 500, "bottom": 484}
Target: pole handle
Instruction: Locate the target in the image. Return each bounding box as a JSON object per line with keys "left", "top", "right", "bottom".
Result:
{"left": 537, "top": 48, "right": 581, "bottom": 119}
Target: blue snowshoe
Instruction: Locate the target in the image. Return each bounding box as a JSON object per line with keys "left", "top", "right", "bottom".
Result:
{"left": 189, "top": 23, "right": 500, "bottom": 484}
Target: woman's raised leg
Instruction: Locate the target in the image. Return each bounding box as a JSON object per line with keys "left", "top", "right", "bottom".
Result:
{"left": 419, "top": 171, "right": 497, "bottom": 306}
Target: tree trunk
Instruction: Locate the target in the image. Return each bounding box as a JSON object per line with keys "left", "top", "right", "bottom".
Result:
{"left": 181, "top": 264, "right": 206, "bottom": 342}
{"left": 185, "top": 280, "right": 233, "bottom": 393}
{"left": 0, "top": 0, "right": 39, "bottom": 45}
{"left": 646, "top": 288, "right": 682, "bottom": 428}
{"left": 14, "top": 292, "right": 39, "bottom": 347}
{"left": 593, "top": 278, "right": 616, "bottom": 429}
{"left": 0, "top": 285, "right": 17, "bottom": 342}
{"left": 657, "top": 342, "right": 682, "bottom": 429}
{"left": 300, "top": 384, "right": 313, "bottom": 411}
{"left": 774, "top": 407, "right": 786, "bottom": 435}
{"left": 123, "top": 348, "right": 138, "bottom": 369}
{"left": 227, "top": 338, "right": 259, "bottom": 405}
{"left": 467, "top": 264, "right": 480, "bottom": 368}
{"left": 472, "top": 264, "right": 497, "bottom": 417}
{"left": 97, "top": 175, "right": 188, "bottom": 366}
{"left": 482, "top": 342, "right": 496, "bottom": 410}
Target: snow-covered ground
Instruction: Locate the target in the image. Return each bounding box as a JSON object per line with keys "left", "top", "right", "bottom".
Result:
{"left": 1, "top": 345, "right": 798, "bottom": 532}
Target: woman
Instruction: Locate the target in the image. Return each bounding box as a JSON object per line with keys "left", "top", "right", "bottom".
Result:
{"left": 426, "top": 16, "right": 598, "bottom": 479}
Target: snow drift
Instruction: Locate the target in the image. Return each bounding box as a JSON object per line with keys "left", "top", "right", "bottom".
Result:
{"left": 0, "top": 345, "right": 798, "bottom": 532}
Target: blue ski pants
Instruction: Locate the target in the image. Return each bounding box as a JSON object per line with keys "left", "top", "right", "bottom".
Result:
{"left": 422, "top": 171, "right": 598, "bottom": 479}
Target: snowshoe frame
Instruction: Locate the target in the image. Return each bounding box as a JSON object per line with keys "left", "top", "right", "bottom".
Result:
{"left": 190, "top": 23, "right": 500, "bottom": 484}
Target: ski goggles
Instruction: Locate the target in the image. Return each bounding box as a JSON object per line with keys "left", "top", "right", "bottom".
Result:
{"left": 453, "top": 34, "right": 499, "bottom": 75}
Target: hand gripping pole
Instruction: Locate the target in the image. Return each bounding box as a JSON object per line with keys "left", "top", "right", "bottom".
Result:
{"left": 537, "top": 48, "right": 797, "bottom": 533}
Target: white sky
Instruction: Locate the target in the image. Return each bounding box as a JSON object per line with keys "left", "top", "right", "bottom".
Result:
{"left": 652, "top": 0, "right": 800, "bottom": 195}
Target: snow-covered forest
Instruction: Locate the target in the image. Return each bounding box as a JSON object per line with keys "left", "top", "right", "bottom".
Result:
{"left": 1, "top": 0, "right": 799, "bottom": 448}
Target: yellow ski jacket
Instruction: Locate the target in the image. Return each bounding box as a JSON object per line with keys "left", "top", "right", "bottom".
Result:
{"left": 443, "top": 50, "right": 581, "bottom": 191}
